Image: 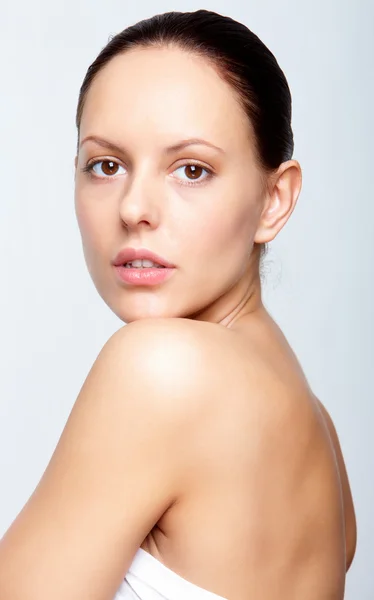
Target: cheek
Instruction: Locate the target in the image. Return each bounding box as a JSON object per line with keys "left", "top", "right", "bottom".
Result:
{"left": 74, "top": 186, "right": 89, "bottom": 233}
{"left": 74, "top": 190, "right": 108, "bottom": 259}
{"left": 75, "top": 200, "right": 90, "bottom": 238}
{"left": 186, "top": 194, "right": 259, "bottom": 265}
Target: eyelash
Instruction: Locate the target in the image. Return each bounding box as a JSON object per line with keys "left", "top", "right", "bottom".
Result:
{"left": 81, "top": 159, "right": 214, "bottom": 187}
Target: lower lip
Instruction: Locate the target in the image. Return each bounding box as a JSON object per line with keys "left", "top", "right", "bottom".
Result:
{"left": 114, "top": 266, "right": 176, "bottom": 286}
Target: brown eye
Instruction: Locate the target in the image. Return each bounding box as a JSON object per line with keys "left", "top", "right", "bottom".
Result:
{"left": 85, "top": 160, "right": 126, "bottom": 178}
{"left": 173, "top": 163, "right": 211, "bottom": 184}
{"left": 100, "top": 160, "right": 120, "bottom": 176}
{"left": 185, "top": 165, "right": 203, "bottom": 179}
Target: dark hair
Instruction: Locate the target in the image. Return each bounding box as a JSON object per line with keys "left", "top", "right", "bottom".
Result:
{"left": 75, "top": 9, "right": 295, "bottom": 260}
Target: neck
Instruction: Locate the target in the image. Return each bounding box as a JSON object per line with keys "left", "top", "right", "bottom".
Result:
{"left": 191, "top": 245, "right": 265, "bottom": 328}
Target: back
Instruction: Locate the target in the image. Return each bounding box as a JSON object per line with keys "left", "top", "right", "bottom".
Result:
{"left": 140, "top": 313, "right": 350, "bottom": 600}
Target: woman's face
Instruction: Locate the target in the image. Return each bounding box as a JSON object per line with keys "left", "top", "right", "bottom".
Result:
{"left": 74, "top": 46, "right": 267, "bottom": 323}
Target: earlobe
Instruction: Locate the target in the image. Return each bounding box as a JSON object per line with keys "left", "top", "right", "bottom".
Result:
{"left": 254, "top": 160, "right": 302, "bottom": 244}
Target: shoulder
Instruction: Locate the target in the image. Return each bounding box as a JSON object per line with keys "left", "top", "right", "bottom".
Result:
{"left": 92, "top": 317, "right": 228, "bottom": 419}
{"left": 103, "top": 317, "right": 230, "bottom": 389}
{"left": 109, "top": 316, "right": 209, "bottom": 355}
{"left": 0, "top": 320, "right": 223, "bottom": 597}
{"left": 99, "top": 317, "right": 319, "bottom": 435}
{"left": 104, "top": 319, "right": 319, "bottom": 438}
{"left": 108, "top": 316, "right": 225, "bottom": 360}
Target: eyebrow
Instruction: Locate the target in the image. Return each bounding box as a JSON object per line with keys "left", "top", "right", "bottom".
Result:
{"left": 79, "top": 135, "right": 225, "bottom": 155}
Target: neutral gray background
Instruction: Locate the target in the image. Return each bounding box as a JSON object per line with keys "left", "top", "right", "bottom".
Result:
{"left": 0, "top": 0, "right": 372, "bottom": 597}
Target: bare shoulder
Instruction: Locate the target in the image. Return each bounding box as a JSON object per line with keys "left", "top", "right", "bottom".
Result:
{"left": 110, "top": 319, "right": 355, "bottom": 592}
{"left": 104, "top": 317, "right": 234, "bottom": 404}
{"left": 0, "top": 318, "right": 229, "bottom": 600}
{"left": 132, "top": 319, "right": 348, "bottom": 597}
{"left": 111, "top": 315, "right": 230, "bottom": 357}
{"left": 113, "top": 319, "right": 342, "bottom": 469}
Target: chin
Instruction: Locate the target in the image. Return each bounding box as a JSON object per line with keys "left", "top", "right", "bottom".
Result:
{"left": 108, "top": 298, "right": 182, "bottom": 323}
{"left": 94, "top": 276, "right": 206, "bottom": 323}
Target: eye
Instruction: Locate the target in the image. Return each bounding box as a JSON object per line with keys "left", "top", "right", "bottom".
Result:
{"left": 82, "top": 160, "right": 126, "bottom": 179}
{"left": 172, "top": 163, "right": 212, "bottom": 185}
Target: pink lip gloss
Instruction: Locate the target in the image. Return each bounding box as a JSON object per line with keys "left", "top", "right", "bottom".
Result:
{"left": 114, "top": 265, "right": 176, "bottom": 286}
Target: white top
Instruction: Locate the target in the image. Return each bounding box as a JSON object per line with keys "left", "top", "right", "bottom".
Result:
{"left": 113, "top": 547, "right": 228, "bottom": 600}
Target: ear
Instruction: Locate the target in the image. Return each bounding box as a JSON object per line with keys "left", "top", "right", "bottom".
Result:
{"left": 254, "top": 160, "right": 302, "bottom": 244}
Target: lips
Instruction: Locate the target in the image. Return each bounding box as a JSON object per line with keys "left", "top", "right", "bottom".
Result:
{"left": 112, "top": 247, "right": 175, "bottom": 268}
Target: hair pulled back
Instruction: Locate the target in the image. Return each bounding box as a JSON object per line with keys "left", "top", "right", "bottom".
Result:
{"left": 75, "top": 9, "right": 295, "bottom": 259}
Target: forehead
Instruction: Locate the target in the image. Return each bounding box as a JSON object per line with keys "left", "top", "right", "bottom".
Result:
{"left": 80, "top": 45, "right": 255, "bottom": 155}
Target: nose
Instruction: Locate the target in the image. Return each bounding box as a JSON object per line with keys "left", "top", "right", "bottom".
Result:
{"left": 118, "top": 170, "right": 161, "bottom": 231}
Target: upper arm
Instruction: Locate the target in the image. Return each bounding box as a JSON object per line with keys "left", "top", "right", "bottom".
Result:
{"left": 0, "top": 318, "right": 205, "bottom": 600}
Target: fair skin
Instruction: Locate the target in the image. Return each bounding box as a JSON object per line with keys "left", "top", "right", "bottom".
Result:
{"left": 0, "top": 45, "right": 356, "bottom": 600}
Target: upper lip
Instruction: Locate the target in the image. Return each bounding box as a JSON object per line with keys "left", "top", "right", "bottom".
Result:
{"left": 112, "top": 247, "right": 176, "bottom": 268}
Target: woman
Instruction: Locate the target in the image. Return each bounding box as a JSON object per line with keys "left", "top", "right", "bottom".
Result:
{"left": 0, "top": 9, "right": 356, "bottom": 600}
